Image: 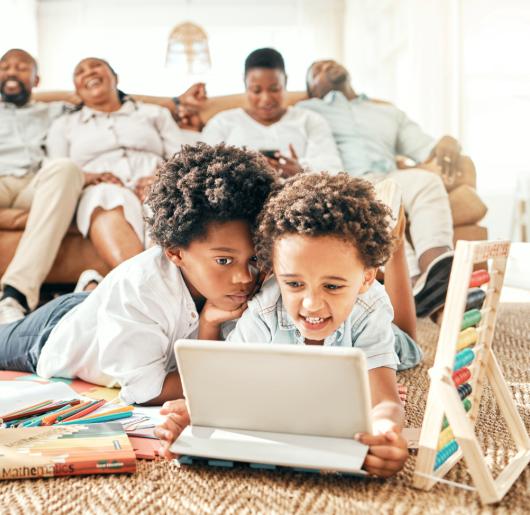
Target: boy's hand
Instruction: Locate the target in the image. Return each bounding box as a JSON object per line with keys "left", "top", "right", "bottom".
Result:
{"left": 201, "top": 299, "right": 248, "bottom": 326}
{"left": 198, "top": 300, "right": 248, "bottom": 340}
{"left": 154, "top": 399, "right": 190, "bottom": 459}
{"left": 356, "top": 423, "right": 409, "bottom": 478}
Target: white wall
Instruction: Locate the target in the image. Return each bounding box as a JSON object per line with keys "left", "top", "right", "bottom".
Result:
{"left": 0, "top": 0, "right": 38, "bottom": 57}
{"left": 343, "top": 0, "right": 459, "bottom": 139}
{"left": 460, "top": 0, "right": 530, "bottom": 239}
{"left": 34, "top": 0, "right": 344, "bottom": 96}
{"left": 343, "top": 0, "right": 530, "bottom": 240}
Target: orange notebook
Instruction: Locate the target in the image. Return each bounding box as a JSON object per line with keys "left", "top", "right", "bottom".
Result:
{"left": 0, "top": 423, "right": 136, "bottom": 479}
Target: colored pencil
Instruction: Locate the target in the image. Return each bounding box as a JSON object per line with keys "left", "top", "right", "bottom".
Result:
{"left": 0, "top": 400, "right": 54, "bottom": 422}
{"left": 55, "top": 400, "right": 100, "bottom": 422}
{"left": 6, "top": 402, "right": 71, "bottom": 427}
{"left": 59, "top": 400, "right": 106, "bottom": 422}
{"left": 1, "top": 400, "right": 80, "bottom": 424}
{"left": 57, "top": 411, "right": 133, "bottom": 425}
{"left": 41, "top": 400, "right": 90, "bottom": 426}
{"left": 22, "top": 404, "right": 82, "bottom": 427}
{"left": 71, "top": 405, "right": 134, "bottom": 420}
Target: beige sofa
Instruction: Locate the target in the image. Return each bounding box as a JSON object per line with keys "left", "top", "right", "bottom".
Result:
{"left": 0, "top": 92, "right": 487, "bottom": 286}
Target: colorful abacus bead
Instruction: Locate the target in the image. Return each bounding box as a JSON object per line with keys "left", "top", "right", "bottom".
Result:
{"left": 452, "top": 367, "right": 471, "bottom": 386}
{"left": 456, "top": 327, "right": 478, "bottom": 351}
{"left": 441, "top": 399, "right": 472, "bottom": 430}
{"left": 461, "top": 309, "right": 482, "bottom": 330}
{"left": 453, "top": 348, "right": 475, "bottom": 371}
{"left": 457, "top": 383, "right": 472, "bottom": 400}
{"left": 435, "top": 440, "right": 459, "bottom": 470}
{"left": 465, "top": 288, "right": 486, "bottom": 311}
{"left": 437, "top": 426, "right": 454, "bottom": 450}
{"left": 469, "top": 269, "right": 490, "bottom": 288}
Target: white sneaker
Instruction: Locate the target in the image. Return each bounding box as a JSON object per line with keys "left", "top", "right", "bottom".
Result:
{"left": 0, "top": 297, "right": 26, "bottom": 325}
{"left": 74, "top": 269, "right": 104, "bottom": 293}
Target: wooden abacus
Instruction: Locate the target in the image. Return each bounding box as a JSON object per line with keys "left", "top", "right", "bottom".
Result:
{"left": 413, "top": 240, "right": 530, "bottom": 504}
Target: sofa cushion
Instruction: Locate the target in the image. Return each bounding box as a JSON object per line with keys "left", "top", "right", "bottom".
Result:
{"left": 0, "top": 208, "right": 80, "bottom": 234}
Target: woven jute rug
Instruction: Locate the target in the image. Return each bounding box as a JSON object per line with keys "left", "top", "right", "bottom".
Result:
{"left": 1, "top": 303, "right": 529, "bottom": 514}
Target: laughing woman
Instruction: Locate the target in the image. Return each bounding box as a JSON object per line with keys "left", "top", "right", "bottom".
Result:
{"left": 46, "top": 57, "right": 193, "bottom": 273}
{"left": 202, "top": 48, "right": 342, "bottom": 178}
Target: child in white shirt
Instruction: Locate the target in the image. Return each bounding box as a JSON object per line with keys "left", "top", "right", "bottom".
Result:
{"left": 157, "top": 173, "right": 414, "bottom": 476}
{"left": 0, "top": 143, "right": 277, "bottom": 404}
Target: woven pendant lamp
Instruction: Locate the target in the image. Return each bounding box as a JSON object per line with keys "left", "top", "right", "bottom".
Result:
{"left": 166, "top": 21, "right": 211, "bottom": 74}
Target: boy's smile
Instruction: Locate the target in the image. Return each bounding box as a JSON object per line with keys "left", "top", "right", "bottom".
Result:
{"left": 166, "top": 220, "right": 259, "bottom": 312}
{"left": 273, "top": 234, "right": 376, "bottom": 344}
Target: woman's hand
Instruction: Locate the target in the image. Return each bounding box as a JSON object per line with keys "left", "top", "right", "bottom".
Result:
{"left": 134, "top": 176, "right": 155, "bottom": 202}
{"left": 176, "top": 105, "right": 204, "bottom": 132}
{"left": 266, "top": 144, "right": 303, "bottom": 178}
{"left": 83, "top": 171, "right": 123, "bottom": 187}
{"left": 178, "top": 82, "right": 207, "bottom": 111}
{"left": 356, "top": 423, "right": 409, "bottom": 478}
{"left": 154, "top": 399, "right": 190, "bottom": 459}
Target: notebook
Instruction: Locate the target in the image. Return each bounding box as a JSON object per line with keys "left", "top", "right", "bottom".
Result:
{"left": 0, "top": 423, "right": 136, "bottom": 479}
{"left": 170, "top": 340, "right": 372, "bottom": 474}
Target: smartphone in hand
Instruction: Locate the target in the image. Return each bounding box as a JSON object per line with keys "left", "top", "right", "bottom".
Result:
{"left": 260, "top": 149, "right": 279, "bottom": 159}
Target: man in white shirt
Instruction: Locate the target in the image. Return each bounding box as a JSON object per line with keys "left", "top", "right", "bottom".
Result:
{"left": 0, "top": 48, "right": 85, "bottom": 324}
{"left": 300, "top": 60, "right": 461, "bottom": 316}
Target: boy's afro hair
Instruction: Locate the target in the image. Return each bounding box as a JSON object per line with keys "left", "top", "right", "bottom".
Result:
{"left": 147, "top": 142, "right": 277, "bottom": 248}
{"left": 255, "top": 172, "right": 394, "bottom": 269}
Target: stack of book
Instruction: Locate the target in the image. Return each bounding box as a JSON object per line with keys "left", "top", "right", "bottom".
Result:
{"left": 0, "top": 423, "right": 137, "bottom": 479}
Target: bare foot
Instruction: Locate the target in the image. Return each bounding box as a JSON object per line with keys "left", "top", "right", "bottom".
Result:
{"left": 398, "top": 383, "right": 407, "bottom": 406}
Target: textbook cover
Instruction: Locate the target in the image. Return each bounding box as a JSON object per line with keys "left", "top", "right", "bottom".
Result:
{"left": 0, "top": 423, "right": 136, "bottom": 479}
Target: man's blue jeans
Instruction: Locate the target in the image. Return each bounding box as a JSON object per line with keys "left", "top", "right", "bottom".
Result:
{"left": 0, "top": 292, "right": 88, "bottom": 373}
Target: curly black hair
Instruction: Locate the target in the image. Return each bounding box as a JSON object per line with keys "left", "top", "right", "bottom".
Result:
{"left": 255, "top": 172, "right": 394, "bottom": 269}
{"left": 146, "top": 142, "right": 277, "bottom": 248}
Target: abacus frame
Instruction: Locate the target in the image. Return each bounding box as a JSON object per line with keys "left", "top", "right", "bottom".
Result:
{"left": 413, "top": 240, "right": 530, "bottom": 504}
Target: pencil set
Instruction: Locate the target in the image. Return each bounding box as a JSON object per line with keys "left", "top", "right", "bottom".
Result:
{"left": 0, "top": 399, "right": 134, "bottom": 427}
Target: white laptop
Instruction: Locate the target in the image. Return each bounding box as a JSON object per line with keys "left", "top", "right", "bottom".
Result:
{"left": 169, "top": 340, "right": 372, "bottom": 474}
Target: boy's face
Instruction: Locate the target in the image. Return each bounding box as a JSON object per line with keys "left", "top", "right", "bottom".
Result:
{"left": 166, "top": 220, "right": 259, "bottom": 311}
{"left": 273, "top": 234, "right": 376, "bottom": 344}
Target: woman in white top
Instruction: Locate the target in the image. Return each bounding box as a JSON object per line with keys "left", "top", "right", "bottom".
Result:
{"left": 47, "top": 57, "right": 190, "bottom": 270}
{"left": 203, "top": 48, "right": 342, "bottom": 178}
